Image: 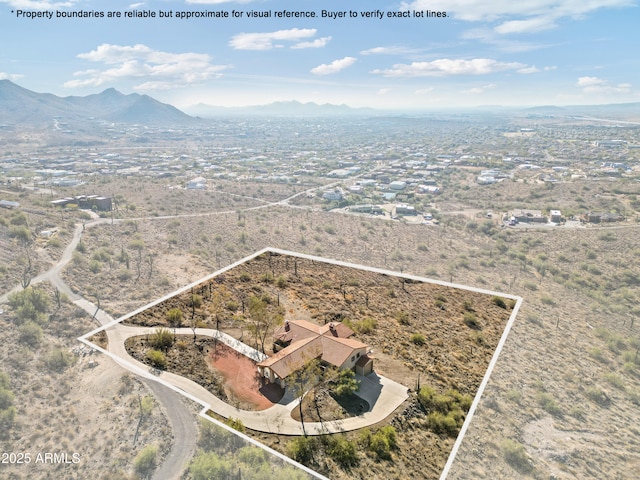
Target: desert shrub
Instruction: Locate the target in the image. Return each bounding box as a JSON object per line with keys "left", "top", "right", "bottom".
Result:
{"left": 18, "top": 321, "right": 43, "bottom": 348}
{"left": 491, "top": 296, "right": 507, "bottom": 309}
{"left": 426, "top": 411, "right": 459, "bottom": 436}
{"left": 146, "top": 349, "right": 166, "bottom": 369}
{"left": 540, "top": 295, "right": 556, "bottom": 306}
{"left": 276, "top": 275, "right": 287, "bottom": 288}
{"left": 598, "top": 231, "right": 616, "bottom": 242}
{"left": 134, "top": 444, "right": 157, "bottom": 477}
{"left": 353, "top": 317, "right": 376, "bottom": 334}
{"left": 8, "top": 287, "right": 50, "bottom": 325}
{"left": 191, "top": 294, "right": 203, "bottom": 308}
{"left": 622, "top": 350, "right": 640, "bottom": 365}
{"left": 166, "top": 308, "right": 183, "bottom": 327}
{"left": 463, "top": 312, "right": 480, "bottom": 329}
{"left": 149, "top": 328, "right": 173, "bottom": 350}
{"left": 501, "top": 439, "right": 533, "bottom": 473}
{"left": 117, "top": 269, "right": 132, "bottom": 281}
{"left": 396, "top": 311, "right": 411, "bottom": 325}
{"left": 224, "top": 417, "right": 245, "bottom": 433}
{"left": 536, "top": 392, "right": 562, "bottom": 416}
{"left": 585, "top": 386, "right": 609, "bottom": 405}
{"left": 506, "top": 389, "right": 521, "bottom": 404}
{"left": 602, "top": 373, "right": 625, "bottom": 390}
{"left": 365, "top": 425, "right": 398, "bottom": 459}
{"left": 589, "top": 347, "right": 607, "bottom": 363}
{"left": 288, "top": 436, "right": 317, "bottom": 463}
{"left": 88, "top": 260, "right": 101, "bottom": 274}
{"left": 220, "top": 300, "right": 236, "bottom": 313}
{"left": 44, "top": 347, "right": 75, "bottom": 372}
{"left": 189, "top": 451, "right": 232, "bottom": 480}
{"left": 239, "top": 272, "right": 251, "bottom": 282}
{"left": 326, "top": 435, "right": 358, "bottom": 468}
{"left": 236, "top": 445, "right": 269, "bottom": 468}
{"left": 411, "top": 333, "right": 426, "bottom": 345}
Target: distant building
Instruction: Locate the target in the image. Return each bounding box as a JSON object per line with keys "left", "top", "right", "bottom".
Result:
{"left": 477, "top": 175, "right": 496, "bottom": 185}
{"left": 395, "top": 204, "right": 417, "bottom": 216}
{"left": 512, "top": 209, "right": 547, "bottom": 223}
{"left": 417, "top": 185, "right": 441, "bottom": 194}
{"left": 186, "top": 177, "right": 207, "bottom": 189}
{"left": 348, "top": 204, "right": 383, "bottom": 214}
{"left": 550, "top": 210, "right": 562, "bottom": 223}
{"left": 583, "top": 211, "right": 624, "bottom": 223}
{"left": 50, "top": 195, "right": 112, "bottom": 211}
{"left": 322, "top": 189, "right": 343, "bottom": 201}
{"left": 0, "top": 200, "right": 20, "bottom": 209}
{"left": 389, "top": 181, "right": 407, "bottom": 191}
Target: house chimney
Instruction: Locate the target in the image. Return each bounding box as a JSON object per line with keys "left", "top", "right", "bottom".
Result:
{"left": 285, "top": 320, "right": 290, "bottom": 331}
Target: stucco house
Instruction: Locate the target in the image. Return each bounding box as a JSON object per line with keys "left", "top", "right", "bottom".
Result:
{"left": 257, "top": 320, "right": 373, "bottom": 388}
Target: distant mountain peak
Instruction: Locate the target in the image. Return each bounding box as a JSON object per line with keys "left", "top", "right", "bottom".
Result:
{"left": 0, "top": 80, "right": 196, "bottom": 126}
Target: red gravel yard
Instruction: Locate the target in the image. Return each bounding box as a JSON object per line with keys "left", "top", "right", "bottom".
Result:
{"left": 208, "top": 342, "right": 284, "bottom": 410}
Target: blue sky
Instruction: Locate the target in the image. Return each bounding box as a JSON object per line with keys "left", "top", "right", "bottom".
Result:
{"left": 0, "top": 0, "right": 638, "bottom": 110}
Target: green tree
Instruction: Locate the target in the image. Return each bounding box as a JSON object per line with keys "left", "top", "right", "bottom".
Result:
{"left": 247, "top": 295, "right": 284, "bottom": 354}
{"left": 288, "top": 358, "right": 321, "bottom": 436}
{"left": 133, "top": 444, "right": 158, "bottom": 477}
{"left": 8, "top": 287, "right": 50, "bottom": 325}
{"left": 189, "top": 451, "right": 232, "bottom": 480}
{"left": 332, "top": 369, "right": 360, "bottom": 397}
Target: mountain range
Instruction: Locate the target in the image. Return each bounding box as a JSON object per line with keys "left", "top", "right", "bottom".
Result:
{"left": 1, "top": 80, "right": 639, "bottom": 125}
{"left": 0, "top": 80, "right": 195, "bottom": 126}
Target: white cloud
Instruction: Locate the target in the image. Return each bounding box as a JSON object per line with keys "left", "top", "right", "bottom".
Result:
{"left": 401, "top": 0, "right": 634, "bottom": 39}
{"left": 461, "top": 83, "right": 496, "bottom": 94}
{"left": 517, "top": 66, "right": 540, "bottom": 74}
{"left": 291, "top": 37, "right": 332, "bottom": 49}
{"left": 64, "top": 43, "right": 228, "bottom": 90}
{"left": 378, "top": 88, "right": 392, "bottom": 95}
{"left": 0, "top": 72, "right": 24, "bottom": 81}
{"left": 462, "top": 28, "right": 549, "bottom": 52}
{"left": 229, "top": 29, "right": 317, "bottom": 50}
{"left": 128, "top": 2, "right": 145, "bottom": 8}
{"left": 186, "top": 0, "right": 254, "bottom": 3}
{"left": 415, "top": 87, "right": 435, "bottom": 94}
{"left": 311, "top": 57, "right": 357, "bottom": 76}
{"left": 371, "top": 58, "right": 527, "bottom": 77}
{"left": 494, "top": 16, "right": 558, "bottom": 34}
{"left": 401, "top": 0, "right": 633, "bottom": 23}
{"left": 576, "top": 76, "right": 632, "bottom": 94}
{"left": 360, "top": 46, "right": 421, "bottom": 56}
{"left": 1, "top": 0, "right": 75, "bottom": 8}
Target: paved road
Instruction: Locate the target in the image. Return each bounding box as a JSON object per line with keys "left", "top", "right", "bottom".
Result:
{"left": 0, "top": 216, "right": 199, "bottom": 479}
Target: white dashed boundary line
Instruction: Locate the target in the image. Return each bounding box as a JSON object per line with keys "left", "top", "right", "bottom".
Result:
{"left": 78, "top": 246, "right": 521, "bottom": 480}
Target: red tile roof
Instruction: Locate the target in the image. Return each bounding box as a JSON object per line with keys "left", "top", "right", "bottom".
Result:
{"left": 258, "top": 320, "right": 366, "bottom": 379}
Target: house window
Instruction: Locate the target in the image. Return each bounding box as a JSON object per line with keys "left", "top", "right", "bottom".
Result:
{"left": 351, "top": 356, "right": 355, "bottom": 362}
{"left": 357, "top": 352, "right": 360, "bottom": 358}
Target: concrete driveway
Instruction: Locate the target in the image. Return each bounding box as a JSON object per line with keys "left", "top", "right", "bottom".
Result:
{"left": 99, "top": 324, "right": 409, "bottom": 436}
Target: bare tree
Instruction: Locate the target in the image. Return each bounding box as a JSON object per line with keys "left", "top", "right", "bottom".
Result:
{"left": 247, "top": 295, "right": 284, "bottom": 354}
{"left": 288, "top": 357, "right": 321, "bottom": 437}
